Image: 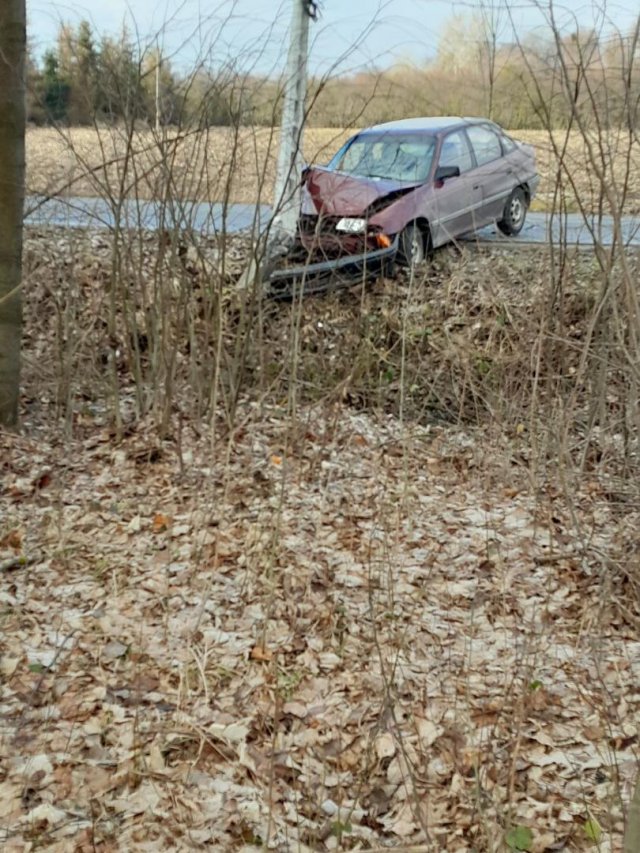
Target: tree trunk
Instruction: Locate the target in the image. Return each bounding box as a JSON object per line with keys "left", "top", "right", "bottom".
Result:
{"left": 0, "top": 0, "right": 26, "bottom": 428}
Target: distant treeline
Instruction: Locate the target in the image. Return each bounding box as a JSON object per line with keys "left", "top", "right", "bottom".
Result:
{"left": 28, "top": 16, "right": 639, "bottom": 129}
{"left": 27, "top": 21, "right": 240, "bottom": 127}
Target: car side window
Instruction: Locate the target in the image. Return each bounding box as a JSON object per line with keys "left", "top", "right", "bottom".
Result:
{"left": 501, "top": 134, "right": 516, "bottom": 153}
{"left": 438, "top": 130, "right": 473, "bottom": 174}
{"left": 467, "top": 125, "right": 503, "bottom": 166}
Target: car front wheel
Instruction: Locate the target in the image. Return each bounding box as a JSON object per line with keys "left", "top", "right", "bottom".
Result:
{"left": 497, "top": 187, "right": 527, "bottom": 236}
{"left": 398, "top": 223, "right": 429, "bottom": 267}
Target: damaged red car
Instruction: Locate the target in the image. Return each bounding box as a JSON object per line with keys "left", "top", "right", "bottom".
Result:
{"left": 294, "top": 116, "right": 539, "bottom": 274}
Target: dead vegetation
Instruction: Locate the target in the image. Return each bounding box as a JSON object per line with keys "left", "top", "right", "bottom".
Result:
{"left": 1, "top": 229, "right": 639, "bottom": 851}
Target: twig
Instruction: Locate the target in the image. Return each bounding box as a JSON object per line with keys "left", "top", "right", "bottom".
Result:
{"left": 0, "top": 555, "right": 30, "bottom": 572}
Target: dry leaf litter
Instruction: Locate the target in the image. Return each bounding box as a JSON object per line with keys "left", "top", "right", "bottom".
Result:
{"left": 1, "top": 229, "right": 639, "bottom": 852}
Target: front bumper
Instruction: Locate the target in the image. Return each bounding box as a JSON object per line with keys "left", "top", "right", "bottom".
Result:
{"left": 267, "top": 236, "right": 399, "bottom": 298}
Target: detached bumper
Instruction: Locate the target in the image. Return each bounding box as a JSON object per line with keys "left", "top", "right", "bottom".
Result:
{"left": 267, "top": 236, "right": 399, "bottom": 298}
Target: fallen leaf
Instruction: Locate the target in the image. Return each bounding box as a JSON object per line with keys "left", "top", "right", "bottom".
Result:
{"left": 102, "top": 640, "right": 128, "bottom": 660}
{"left": 250, "top": 645, "right": 273, "bottom": 662}
{"left": 210, "top": 722, "right": 250, "bottom": 743}
{"left": 506, "top": 825, "right": 533, "bottom": 851}
{"left": 584, "top": 818, "right": 602, "bottom": 842}
{"left": 152, "top": 513, "right": 171, "bottom": 532}
{"left": 24, "top": 803, "right": 68, "bottom": 826}
{"left": 0, "top": 529, "right": 22, "bottom": 551}
{"left": 127, "top": 515, "right": 142, "bottom": 533}
{"left": 0, "top": 657, "right": 20, "bottom": 678}
{"left": 375, "top": 732, "right": 396, "bottom": 760}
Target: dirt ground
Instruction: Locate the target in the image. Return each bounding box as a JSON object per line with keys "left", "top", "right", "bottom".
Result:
{"left": 2, "top": 397, "right": 639, "bottom": 852}
{"left": 25, "top": 126, "right": 640, "bottom": 214}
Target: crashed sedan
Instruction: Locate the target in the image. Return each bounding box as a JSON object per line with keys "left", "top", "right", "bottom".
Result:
{"left": 294, "top": 116, "right": 539, "bottom": 273}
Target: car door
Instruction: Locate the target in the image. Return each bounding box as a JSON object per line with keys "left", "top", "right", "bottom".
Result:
{"left": 464, "top": 124, "right": 515, "bottom": 226}
{"left": 430, "top": 129, "right": 480, "bottom": 246}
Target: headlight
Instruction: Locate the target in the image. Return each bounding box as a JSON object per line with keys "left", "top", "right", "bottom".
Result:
{"left": 336, "top": 217, "right": 366, "bottom": 233}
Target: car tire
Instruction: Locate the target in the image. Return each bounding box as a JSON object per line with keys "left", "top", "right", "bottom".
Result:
{"left": 497, "top": 187, "right": 527, "bottom": 236}
{"left": 398, "top": 223, "right": 429, "bottom": 267}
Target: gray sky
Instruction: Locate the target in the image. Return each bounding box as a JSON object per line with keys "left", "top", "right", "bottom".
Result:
{"left": 28, "top": 0, "right": 640, "bottom": 74}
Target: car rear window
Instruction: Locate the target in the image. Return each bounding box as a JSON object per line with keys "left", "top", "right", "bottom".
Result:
{"left": 467, "top": 125, "right": 503, "bottom": 166}
{"left": 329, "top": 133, "right": 436, "bottom": 183}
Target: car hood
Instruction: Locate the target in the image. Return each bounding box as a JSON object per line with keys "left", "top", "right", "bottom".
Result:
{"left": 303, "top": 167, "right": 422, "bottom": 216}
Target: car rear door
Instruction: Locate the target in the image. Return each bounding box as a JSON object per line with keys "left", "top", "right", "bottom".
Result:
{"left": 430, "top": 129, "right": 480, "bottom": 246}
{"left": 464, "top": 124, "right": 515, "bottom": 226}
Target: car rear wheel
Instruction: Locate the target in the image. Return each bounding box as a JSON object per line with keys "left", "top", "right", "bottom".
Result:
{"left": 398, "top": 223, "right": 429, "bottom": 267}
{"left": 497, "top": 187, "right": 527, "bottom": 236}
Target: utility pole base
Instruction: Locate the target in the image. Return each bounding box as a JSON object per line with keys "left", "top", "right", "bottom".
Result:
{"left": 235, "top": 228, "right": 296, "bottom": 293}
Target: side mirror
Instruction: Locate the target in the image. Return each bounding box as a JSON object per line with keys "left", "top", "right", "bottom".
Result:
{"left": 435, "top": 165, "right": 460, "bottom": 182}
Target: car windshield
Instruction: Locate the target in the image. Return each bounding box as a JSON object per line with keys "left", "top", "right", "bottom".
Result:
{"left": 328, "top": 133, "right": 436, "bottom": 183}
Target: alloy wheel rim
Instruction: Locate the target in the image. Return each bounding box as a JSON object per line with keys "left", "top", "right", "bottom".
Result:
{"left": 510, "top": 196, "right": 524, "bottom": 225}
{"left": 410, "top": 233, "right": 422, "bottom": 264}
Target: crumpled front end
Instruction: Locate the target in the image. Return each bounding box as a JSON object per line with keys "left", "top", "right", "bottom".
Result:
{"left": 295, "top": 213, "right": 393, "bottom": 262}
{"left": 265, "top": 166, "right": 417, "bottom": 296}
{"left": 289, "top": 166, "right": 417, "bottom": 263}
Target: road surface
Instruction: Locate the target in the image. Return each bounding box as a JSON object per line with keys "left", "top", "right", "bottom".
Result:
{"left": 24, "top": 196, "right": 640, "bottom": 248}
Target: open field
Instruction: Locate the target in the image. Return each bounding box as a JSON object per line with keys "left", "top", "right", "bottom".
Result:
{"left": 26, "top": 126, "right": 640, "bottom": 214}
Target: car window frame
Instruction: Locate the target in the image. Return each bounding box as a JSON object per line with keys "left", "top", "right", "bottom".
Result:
{"left": 499, "top": 133, "right": 517, "bottom": 154}
{"left": 464, "top": 123, "right": 504, "bottom": 168}
{"left": 436, "top": 128, "right": 475, "bottom": 176}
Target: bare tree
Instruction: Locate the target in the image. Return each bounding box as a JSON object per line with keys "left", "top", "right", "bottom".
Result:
{"left": 477, "top": 0, "right": 507, "bottom": 120}
{"left": 0, "top": 0, "right": 26, "bottom": 428}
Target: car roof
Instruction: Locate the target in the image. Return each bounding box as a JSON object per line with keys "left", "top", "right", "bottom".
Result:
{"left": 359, "top": 116, "right": 493, "bottom": 135}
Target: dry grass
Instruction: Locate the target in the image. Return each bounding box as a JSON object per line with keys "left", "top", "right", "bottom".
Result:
{"left": 25, "top": 126, "right": 354, "bottom": 208}
{"left": 25, "top": 126, "right": 640, "bottom": 213}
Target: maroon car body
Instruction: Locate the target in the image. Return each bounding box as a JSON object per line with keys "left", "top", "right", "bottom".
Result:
{"left": 297, "top": 116, "right": 539, "bottom": 267}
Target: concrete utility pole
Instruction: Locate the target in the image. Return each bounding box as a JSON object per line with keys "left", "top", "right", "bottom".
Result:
{"left": 272, "top": 0, "right": 313, "bottom": 237}
{"left": 238, "top": 1, "right": 317, "bottom": 289}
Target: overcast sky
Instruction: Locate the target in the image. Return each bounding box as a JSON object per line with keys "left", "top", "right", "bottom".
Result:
{"left": 28, "top": 0, "right": 640, "bottom": 74}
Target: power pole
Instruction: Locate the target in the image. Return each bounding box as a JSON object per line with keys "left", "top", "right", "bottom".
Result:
{"left": 238, "top": 1, "right": 317, "bottom": 289}
{"left": 272, "top": 0, "right": 313, "bottom": 237}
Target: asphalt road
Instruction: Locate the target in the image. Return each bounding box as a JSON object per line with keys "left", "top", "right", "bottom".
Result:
{"left": 24, "top": 196, "right": 640, "bottom": 247}
{"left": 24, "top": 196, "right": 270, "bottom": 234}
{"left": 465, "top": 212, "right": 640, "bottom": 247}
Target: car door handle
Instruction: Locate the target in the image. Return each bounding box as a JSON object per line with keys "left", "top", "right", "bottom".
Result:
{"left": 472, "top": 184, "right": 480, "bottom": 190}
